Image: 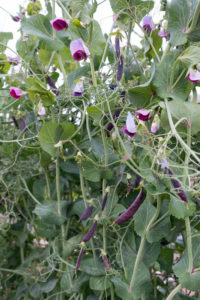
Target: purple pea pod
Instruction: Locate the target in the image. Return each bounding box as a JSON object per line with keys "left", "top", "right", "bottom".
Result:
{"left": 113, "top": 109, "right": 121, "bottom": 120}
{"left": 114, "top": 188, "right": 145, "bottom": 224}
{"left": 46, "top": 76, "right": 59, "bottom": 95}
{"left": 102, "top": 193, "right": 108, "bottom": 211}
{"left": 12, "top": 116, "right": 19, "bottom": 129}
{"left": 117, "top": 55, "right": 123, "bottom": 82}
{"left": 80, "top": 206, "right": 93, "bottom": 221}
{"left": 102, "top": 255, "right": 111, "bottom": 270}
{"left": 20, "top": 117, "right": 26, "bottom": 135}
{"left": 134, "top": 175, "right": 141, "bottom": 189}
{"left": 115, "top": 35, "right": 120, "bottom": 58}
{"left": 75, "top": 248, "right": 84, "bottom": 274}
{"left": 168, "top": 169, "right": 188, "bottom": 203}
{"left": 109, "top": 84, "right": 117, "bottom": 90}
{"left": 82, "top": 221, "right": 97, "bottom": 242}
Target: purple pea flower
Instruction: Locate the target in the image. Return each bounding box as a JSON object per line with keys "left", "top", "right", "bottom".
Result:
{"left": 121, "top": 111, "right": 137, "bottom": 138}
{"left": 70, "top": 39, "right": 90, "bottom": 61}
{"left": 50, "top": 18, "right": 69, "bottom": 31}
{"left": 73, "top": 81, "right": 84, "bottom": 96}
{"left": 12, "top": 15, "right": 21, "bottom": 22}
{"left": 158, "top": 30, "right": 169, "bottom": 39}
{"left": 135, "top": 109, "right": 150, "bottom": 121}
{"left": 38, "top": 100, "right": 46, "bottom": 116}
{"left": 187, "top": 71, "right": 200, "bottom": 83}
{"left": 7, "top": 56, "right": 20, "bottom": 65}
{"left": 161, "top": 157, "right": 168, "bottom": 174}
{"left": 10, "top": 87, "right": 23, "bottom": 99}
{"left": 151, "top": 114, "right": 160, "bottom": 133}
{"left": 142, "top": 15, "right": 156, "bottom": 33}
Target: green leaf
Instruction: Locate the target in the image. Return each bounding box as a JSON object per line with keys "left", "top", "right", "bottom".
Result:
{"left": 142, "top": 242, "right": 161, "bottom": 267}
{"left": 167, "top": 0, "right": 198, "bottom": 46}
{"left": 21, "top": 14, "right": 65, "bottom": 51}
{"left": 109, "top": 0, "right": 128, "bottom": 13}
{"left": 89, "top": 21, "right": 106, "bottom": 56}
{"left": 169, "top": 195, "right": 196, "bottom": 219}
{"left": 60, "top": 272, "right": 89, "bottom": 294}
{"left": 26, "top": 77, "right": 55, "bottom": 106}
{"left": 180, "top": 271, "right": 200, "bottom": 291}
{"left": 33, "top": 202, "right": 66, "bottom": 225}
{"left": 41, "top": 279, "right": 58, "bottom": 293}
{"left": 147, "top": 216, "right": 171, "bottom": 243}
{"left": 81, "top": 160, "right": 102, "bottom": 182}
{"left": 111, "top": 277, "right": 133, "bottom": 300}
{"left": 30, "top": 284, "right": 41, "bottom": 299}
{"left": 39, "top": 122, "right": 60, "bottom": 157}
{"left": 145, "top": 29, "right": 162, "bottom": 59}
{"left": 67, "top": 65, "right": 90, "bottom": 88}
{"left": 128, "top": 66, "right": 155, "bottom": 108}
{"left": 0, "top": 32, "right": 13, "bottom": 52}
{"left": 89, "top": 276, "right": 111, "bottom": 291}
{"left": 0, "top": 54, "right": 10, "bottom": 74}
{"left": 63, "top": 234, "right": 83, "bottom": 258}
{"left": 178, "top": 46, "right": 200, "bottom": 69}
{"left": 87, "top": 105, "right": 102, "bottom": 124}
{"left": 80, "top": 257, "right": 105, "bottom": 276}
{"left": 16, "top": 36, "right": 39, "bottom": 62}
{"left": 158, "top": 248, "right": 174, "bottom": 273}
{"left": 160, "top": 99, "right": 200, "bottom": 135}
{"left": 134, "top": 200, "right": 156, "bottom": 237}
{"left": 39, "top": 122, "right": 76, "bottom": 157}
{"left": 153, "top": 51, "right": 192, "bottom": 101}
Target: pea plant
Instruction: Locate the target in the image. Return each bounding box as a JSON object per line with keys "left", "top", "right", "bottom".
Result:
{"left": 1, "top": 0, "right": 200, "bottom": 299}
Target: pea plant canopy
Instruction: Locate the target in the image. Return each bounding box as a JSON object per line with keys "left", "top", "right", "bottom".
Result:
{"left": 1, "top": 0, "right": 200, "bottom": 299}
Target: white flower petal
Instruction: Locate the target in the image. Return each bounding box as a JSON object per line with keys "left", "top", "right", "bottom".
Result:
{"left": 126, "top": 111, "right": 136, "bottom": 133}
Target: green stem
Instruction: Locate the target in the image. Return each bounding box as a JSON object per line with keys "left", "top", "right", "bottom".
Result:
{"left": 89, "top": 56, "right": 97, "bottom": 89}
{"left": 125, "top": 18, "right": 133, "bottom": 65}
{"left": 186, "top": 1, "right": 200, "bottom": 34}
{"left": 56, "top": 0, "right": 73, "bottom": 20}
{"left": 20, "top": 247, "right": 24, "bottom": 264}
{"left": 166, "top": 284, "right": 182, "bottom": 300}
{"left": 20, "top": 177, "right": 41, "bottom": 205}
{"left": 52, "top": 0, "right": 56, "bottom": 38}
{"left": 44, "top": 169, "right": 51, "bottom": 200}
{"left": 56, "top": 157, "right": 65, "bottom": 247}
{"left": 110, "top": 284, "right": 115, "bottom": 300}
{"left": 57, "top": 54, "right": 68, "bottom": 92}
{"left": 129, "top": 235, "right": 146, "bottom": 293}
{"left": 130, "top": 198, "right": 161, "bottom": 292}
{"left": 169, "top": 59, "right": 179, "bottom": 90}
{"left": 184, "top": 126, "right": 193, "bottom": 273}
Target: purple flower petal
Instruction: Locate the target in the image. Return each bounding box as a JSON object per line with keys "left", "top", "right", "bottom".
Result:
{"left": 187, "top": 71, "right": 200, "bottom": 83}
{"left": 161, "top": 157, "right": 168, "bottom": 170}
{"left": 70, "top": 39, "right": 90, "bottom": 61}
{"left": 126, "top": 111, "right": 137, "bottom": 133}
{"left": 151, "top": 123, "right": 158, "bottom": 133}
{"left": 50, "top": 18, "right": 69, "bottom": 31}
{"left": 142, "top": 15, "right": 156, "bottom": 33}
{"left": 7, "top": 56, "right": 20, "bottom": 65}
{"left": 12, "top": 15, "right": 21, "bottom": 22}
{"left": 158, "top": 30, "right": 169, "bottom": 39}
{"left": 120, "top": 126, "right": 135, "bottom": 138}
{"left": 135, "top": 109, "right": 150, "bottom": 121}
{"left": 73, "top": 81, "right": 84, "bottom": 96}
{"left": 10, "top": 87, "right": 23, "bottom": 99}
